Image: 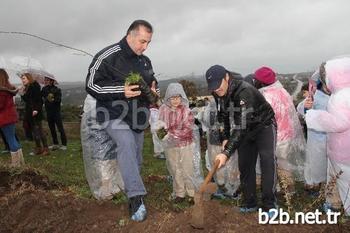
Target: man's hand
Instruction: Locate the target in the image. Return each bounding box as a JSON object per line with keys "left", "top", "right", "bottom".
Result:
{"left": 151, "top": 81, "right": 159, "bottom": 96}
{"left": 32, "top": 111, "right": 38, "bottom": 117}
{"left": 215, "top": 153, "right": 228, "bottom": 169}
{"left": 124, "top": 84, "right": 141, "bottom": 98}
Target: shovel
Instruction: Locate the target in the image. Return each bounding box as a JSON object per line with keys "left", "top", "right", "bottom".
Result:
{"left": 191, "top": 159, "right": 220, "bottom": 229}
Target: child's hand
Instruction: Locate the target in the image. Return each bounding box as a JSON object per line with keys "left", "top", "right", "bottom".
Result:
{"left": 157, "top": 128, "right": 167, "bottom": 140}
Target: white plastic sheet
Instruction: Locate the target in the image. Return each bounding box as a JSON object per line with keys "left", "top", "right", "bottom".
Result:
{"left": 299, "top": 90, "right": 329, "bottom": 184}
{"left": 202, "top": 98, "right": 240, "bottom": 193}
{"left": 81, "top": 95, "right": 124, "bottom": 200}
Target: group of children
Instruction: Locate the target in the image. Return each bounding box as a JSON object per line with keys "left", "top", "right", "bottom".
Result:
{"left": 149, "top": 57, "right": 350, "bottom": 217}
{"left": 299, "top": 58, "right": 350, "bottom": 215}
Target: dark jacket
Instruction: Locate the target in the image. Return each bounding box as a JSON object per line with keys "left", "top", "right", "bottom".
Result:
{"left": 21, "top": 81, "right": 43, "bottom": 123}
{"left": 0, "top": 89, "right": 18, "bottom": 127}
{"left": 214, "top": 73, "right": 275, "bottom": 157}
{"left": 41, "top": 84, "right": 62, "bottom": 114}
{"left": 85, "top": 37, "right": 159, "bottom": 133}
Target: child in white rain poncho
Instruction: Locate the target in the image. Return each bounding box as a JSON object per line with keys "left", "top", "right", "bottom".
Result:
{"left": 297, "top": 71, "right": 330, "bottom": 195}
{"left": 253, "top": 67, "right": 306, "bottom": 194}
{"left": 158, "top": 83, "right": 202, "bottom": 201}
{"left": 306, "top": 57, "right": 350, "bottom": 216}
{"left": 202, "top": 97, "right": 240, "bottom": 199}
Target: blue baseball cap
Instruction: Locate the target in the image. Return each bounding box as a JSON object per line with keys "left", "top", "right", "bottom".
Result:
{"left": 205, "top": 65, "right": 227, "bottom": 91}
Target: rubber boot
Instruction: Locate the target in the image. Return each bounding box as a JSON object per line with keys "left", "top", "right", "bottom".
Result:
{"left": 10, "top": 151, "right": 20, "bottom": 167}
{"left": 16, "top": 148, "right": 25, "bottom": 166}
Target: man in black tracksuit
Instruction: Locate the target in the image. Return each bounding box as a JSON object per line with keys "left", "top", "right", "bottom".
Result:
{"left": 205, "top": 65, "right": 277, "bottom": 214}
{"left": 85, "top": 20, "right": 159, "bottom": 222}
{"left": 42, "top": 77, "right": 67, "bottom": 149}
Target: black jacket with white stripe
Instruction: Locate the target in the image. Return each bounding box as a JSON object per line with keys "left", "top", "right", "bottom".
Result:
{"left": 85, "top": 37, "right": 159, "bottom": 133}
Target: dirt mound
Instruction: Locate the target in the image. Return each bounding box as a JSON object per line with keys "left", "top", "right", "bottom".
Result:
{"left": 0, "top": 169, "right": 348, "bottom": 233}
{"left": 0, "top": 169, "right": 57, "bottom": 197}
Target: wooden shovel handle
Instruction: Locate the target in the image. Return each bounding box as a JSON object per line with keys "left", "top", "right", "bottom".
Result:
{"left": 199, "top": 159, "right": 220, "bottom": 192}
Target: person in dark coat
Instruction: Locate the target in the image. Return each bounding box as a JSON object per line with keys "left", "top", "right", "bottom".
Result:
{"left": 84, "top": 20, "right": 159, "bottom": 222}
{"left": 205, "top": 65, "right": 278, "bottom": 217}
{"left": 42, "top": 77, "right": 67, "bottom": 150}
{"left": 20, "top": 73, "right": 49, "bottom": 155}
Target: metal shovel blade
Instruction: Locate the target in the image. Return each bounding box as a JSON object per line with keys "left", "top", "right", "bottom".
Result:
{"left": 191, "top": 182, "right": 218, "bottom": 228}
{"left": 204, "top": 182, "right": 218, "bottom": 194}
{"left": 190, "top": 160, "right": 220, "bottom": 229}
{"left": 190, "top": 193, "right": 205, "bottom": 229}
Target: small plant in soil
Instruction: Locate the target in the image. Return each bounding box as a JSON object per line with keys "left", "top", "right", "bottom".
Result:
{"left": 125, "top": 72, "right": 142, "bottom": 86}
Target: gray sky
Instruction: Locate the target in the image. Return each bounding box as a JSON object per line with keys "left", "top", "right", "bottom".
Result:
{"left": 1, "top": 0, "right": 350, "bottom": 82}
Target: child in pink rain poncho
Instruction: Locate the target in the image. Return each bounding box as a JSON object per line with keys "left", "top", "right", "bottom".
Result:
{"left": 158, "top": 83, "right": 199, "bottom": 202}
{"left": 306, "top": 57, "right": 350, "bottom": 215}
{"left": 254, "top": 67, "right": 306, "bottom": 193}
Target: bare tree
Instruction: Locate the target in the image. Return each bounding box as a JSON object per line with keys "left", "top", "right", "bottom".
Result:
{"left": 178, "top": 79, "right": 198, "bottom": 100}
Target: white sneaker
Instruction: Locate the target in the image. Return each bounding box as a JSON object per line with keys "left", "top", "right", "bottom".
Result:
{"left": 48, "top": 145, "right": 60, "bottom": 150}
{"left": 60, "top": 146, "right": 67, "bottom": 150}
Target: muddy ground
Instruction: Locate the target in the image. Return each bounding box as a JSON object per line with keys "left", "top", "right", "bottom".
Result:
{"left": 0, "top": 169, "right": 349, "bottom": 233}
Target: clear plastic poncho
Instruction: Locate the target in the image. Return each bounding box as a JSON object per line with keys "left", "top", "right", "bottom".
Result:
{"left": 192, "top": 124, "right": 204, "bottom": 187}
{"left": 80, "top": 94, "right": 124, "bottom": 200}
{"left": 298, "top": 88, "right": 329, "bottom": 185}
{"left": 158, "top": 83, "right": 203, "bottom": 190}
{"left": 202, "top": 98, "right": 240, "bottom": 194}
{"left": 149, "top": 107, "right": 164, "bottom": 155}
{"left": 259, "top": 81, "right": 306, "bottom": 180}
{"left": 159, "top": 83, "right": 193, "bottom": 148}
{"left": 306, "top": 58, "right": 350, "bottom": 164}
{"left": 305, "top": 57, "right": 350, "bottom": 215}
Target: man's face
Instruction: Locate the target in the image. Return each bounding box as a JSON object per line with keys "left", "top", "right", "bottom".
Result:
{"left": 126, "top": 26, "right": 152, "bottom": 56}
{"left": 213, "top": 74, "right": 229, "bottom": 97}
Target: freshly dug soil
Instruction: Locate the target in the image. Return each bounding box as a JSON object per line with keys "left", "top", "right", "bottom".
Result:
{"left": 0, "top": 169, "right": 348, "bottom": 233}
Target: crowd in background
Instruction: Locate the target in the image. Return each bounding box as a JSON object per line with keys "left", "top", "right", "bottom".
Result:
{"left": 0, "top": 68, "right": 67, "bottom": 166}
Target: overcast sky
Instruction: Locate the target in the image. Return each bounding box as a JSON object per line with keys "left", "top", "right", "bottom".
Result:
{"left": 1, "top": 0, "right": 350, "bottom": 82}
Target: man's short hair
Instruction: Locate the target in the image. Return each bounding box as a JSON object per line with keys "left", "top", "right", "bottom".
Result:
{"left": 127, "top": 20, "right": 153, "bottom": 35}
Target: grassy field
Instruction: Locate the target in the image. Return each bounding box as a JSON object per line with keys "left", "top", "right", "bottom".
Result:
{"left": 1, "top": 122, "right": 349, "bottom": 224}
{"left": 0, "top": 126, "right": 185, "bottom": 210}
